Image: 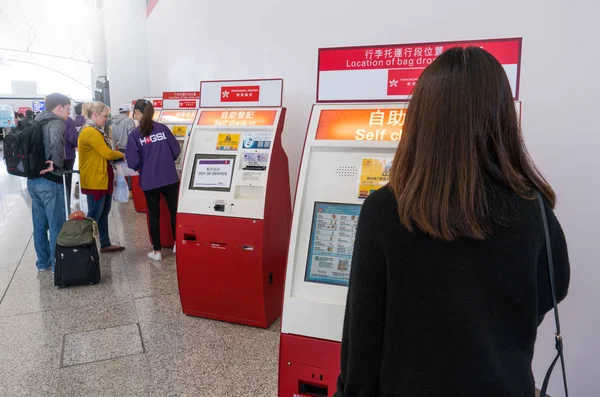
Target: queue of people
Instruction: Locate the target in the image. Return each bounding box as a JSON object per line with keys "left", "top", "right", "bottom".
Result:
{"left": 20, "top": 94, "right": 181, "bottom": 272}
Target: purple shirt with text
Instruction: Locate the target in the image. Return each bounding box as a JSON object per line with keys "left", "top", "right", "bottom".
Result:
{"left": 125, "top": 121, "right": 181, "bottom": 191}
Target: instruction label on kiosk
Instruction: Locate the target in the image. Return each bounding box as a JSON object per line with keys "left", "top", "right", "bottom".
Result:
{"left": 305, "top": 202, "right": 361, "bottom": 286}
{"left": 216, "top": 133, "right": 240, "bottom": 151}
{"left": 358, "top": 158, "right": 393, "bottom": 198}
{"left": 243, "top": 131, "right": 272, "bottom": 149}
{"left": 172, "top": 125, "right": 187, "bottom": 137}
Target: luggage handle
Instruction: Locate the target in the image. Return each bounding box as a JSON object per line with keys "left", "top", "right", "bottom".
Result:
{"left": 62, "top": 170, "right": 82, "bottom": 221}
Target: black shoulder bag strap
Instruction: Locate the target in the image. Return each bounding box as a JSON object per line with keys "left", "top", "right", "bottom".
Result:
{"left": 536, "top": 191, "right": 569, "bottom": 397}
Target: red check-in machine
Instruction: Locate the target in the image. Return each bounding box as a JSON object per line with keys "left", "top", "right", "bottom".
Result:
{"left": 177, "top": 79, "right": 292, "bottom": 328}
{"left": 278, "top": 39, "right": 523, "bottom": 397}
{"left": 160, "top": 91, "right": 200, "bottom": 172}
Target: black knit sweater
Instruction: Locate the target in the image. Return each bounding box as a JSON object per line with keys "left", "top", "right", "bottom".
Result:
{"left": 335, "top": 185, "right": 570, "bottom": 397}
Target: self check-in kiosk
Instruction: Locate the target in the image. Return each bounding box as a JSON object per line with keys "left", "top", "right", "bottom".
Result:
{"left": 278, "top": 104, "right": 406, "bottom": 396}
{"left": 278, "top": 38, "right": 523, "bottom": 397}
{"left": 160, "top": 91, "right": 200, "bottom": 172}
{"left": 176, "top": 79, "right": 292, "bottom": 328}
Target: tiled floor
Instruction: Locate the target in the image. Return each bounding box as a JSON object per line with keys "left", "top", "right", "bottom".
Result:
{"left": 0, "top": 153, "right": 280, "bottom": 397}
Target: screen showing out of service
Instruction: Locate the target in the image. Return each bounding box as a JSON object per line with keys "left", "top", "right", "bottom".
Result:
{"left": 189, "top": 154, "right": 236, "bottom": 192}
{"left": 304, "top": 202, "right": 361, "bottom": 287}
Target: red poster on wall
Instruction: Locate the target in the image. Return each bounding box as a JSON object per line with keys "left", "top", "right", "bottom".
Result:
{"left": 317, "top": 37, "right": 522, "bottom": 102}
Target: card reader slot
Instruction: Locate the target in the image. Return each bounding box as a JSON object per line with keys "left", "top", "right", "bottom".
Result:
{"left": 183, "top": 233, "right": 196, "bottom": 241}
{"left": 298, "top": 382, "right": 328, "bottom": 397}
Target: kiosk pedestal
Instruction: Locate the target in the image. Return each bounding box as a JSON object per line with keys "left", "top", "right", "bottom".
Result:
{"left": 131, "top": 175, "right": 146, "bottom": 213}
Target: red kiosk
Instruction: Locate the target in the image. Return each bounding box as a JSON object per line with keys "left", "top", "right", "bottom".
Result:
{"left": 176, "top": 79, "right": 291, "bottom": 328}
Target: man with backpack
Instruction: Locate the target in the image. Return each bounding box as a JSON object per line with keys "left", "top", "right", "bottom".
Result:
{"left": 28, "top": 93, "right": 71, "bottom": 272}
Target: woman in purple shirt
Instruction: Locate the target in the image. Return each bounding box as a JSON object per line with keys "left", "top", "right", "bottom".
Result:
{"left": 126, "top": 99, "right": 181, "bottom": 261}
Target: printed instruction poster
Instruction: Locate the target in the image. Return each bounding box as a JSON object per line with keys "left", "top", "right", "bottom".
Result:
{"left": 242, "top": 131, "right": 273, "bottom": 149}
{"left": 242, "top": 152, "right": 270, "bottom": 170}
{"left": 305, "top": 202, "right": 361, "bottom": 286}
{"left": 216, "top": 133, "right": 240, "bottom": 151}
{"left": 192, "top": 158, "right": 234, "bottom": 189}
{"left": 171, "top": 125, "right": 187, "bottom": 137}
{"left": 358, "top": 157, "right": 392, "bottom": 199}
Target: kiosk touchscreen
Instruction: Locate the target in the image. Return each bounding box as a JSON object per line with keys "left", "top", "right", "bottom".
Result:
{"left": 176, "top": 79, "right": 292, "bottom": 328}
{"left": 160, "top": 91, "right": 200, "bottom": 171}
{"left": 278, "top": 104, "right": 406, "bottom": 396}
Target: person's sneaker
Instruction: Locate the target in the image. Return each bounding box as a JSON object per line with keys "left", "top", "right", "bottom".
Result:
{"left": 173, "top": 244, "right": 176, "bottom": 254}
{"left": 38, "top": 267, "right": 51, "bottom": 273}
{"left": 148, "top": 251, "right": 162, "bottom": 261}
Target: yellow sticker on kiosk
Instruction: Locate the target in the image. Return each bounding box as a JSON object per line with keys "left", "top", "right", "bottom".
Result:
{"left": 358, "top": 158, "right": 393, "bottom": 199}
{"left": 172, "top": 125, "right": 188, "bottom": 137}
{"left": 216, "top": 133, "right": 240, "bottom": 151}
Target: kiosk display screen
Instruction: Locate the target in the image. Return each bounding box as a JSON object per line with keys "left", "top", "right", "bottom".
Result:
{"left": 189, "top": 154, "right": 236, "bottom": 192}
{"left": 305, "top": 202, "right": 362, "bottom": 286}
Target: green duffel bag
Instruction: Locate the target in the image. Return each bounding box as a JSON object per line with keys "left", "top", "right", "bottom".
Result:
{"left": 57, "top": 218, "right": 97, "bottom": 247}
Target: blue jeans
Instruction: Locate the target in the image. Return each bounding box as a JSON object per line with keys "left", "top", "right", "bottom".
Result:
{"left": 27, "top": 178, "right": 66, "bottom": 270}
{"left": 87, "top": 194, "right": 112, "bottom": 248}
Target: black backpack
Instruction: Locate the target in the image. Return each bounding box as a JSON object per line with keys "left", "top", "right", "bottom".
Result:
{"left": 3, "top": 118, "right": 53, "bottom": 178}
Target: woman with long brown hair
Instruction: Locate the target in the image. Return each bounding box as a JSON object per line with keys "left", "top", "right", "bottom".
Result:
{"left": 335, "top": 47, "right": 570, "bottom": 396}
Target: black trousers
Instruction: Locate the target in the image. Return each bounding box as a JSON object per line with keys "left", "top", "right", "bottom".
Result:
{"left": 143, "top": 182, "right": 178, "bottom": 251}
{"left": 64, "top": 159, "right": 75, "bottom": 210}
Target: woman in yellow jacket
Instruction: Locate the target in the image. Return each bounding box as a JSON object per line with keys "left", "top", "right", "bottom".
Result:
{"left": 78, "top": 102, "right": 125, "bottom": 253}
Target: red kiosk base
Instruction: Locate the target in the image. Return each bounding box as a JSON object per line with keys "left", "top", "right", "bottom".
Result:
{"left": 279, "top": 334, "right": 341, "bottom": 397}
{"left": 176, "top": 214, "right": 287, "bottom": 328}
{"left": 131, "top": 175, "right": 147, "bottom": 213}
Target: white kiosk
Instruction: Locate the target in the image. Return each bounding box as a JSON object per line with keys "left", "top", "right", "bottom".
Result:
{"left": 278, "top": 104, "right": 406, "bottom": 396}
{"left": 278, "top": 38, "right": 523, "bottom": 397}
{"left": 177, "top": 79, "right": 292, "bottom": 328}
{"left": 159, "top": 91, "right": 200, "bottom": 171}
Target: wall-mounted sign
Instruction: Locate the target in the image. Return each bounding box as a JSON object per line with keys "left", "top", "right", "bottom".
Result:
{"left": 317, "top": 37, "right": 522, "bottom": 102}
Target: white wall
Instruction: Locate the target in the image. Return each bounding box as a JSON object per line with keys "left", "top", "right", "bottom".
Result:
{"left": 146, "top": 0, "right": 600, "bottom": 395}
{"left": 103, "top": 0, "right": 150, "bottom": 113}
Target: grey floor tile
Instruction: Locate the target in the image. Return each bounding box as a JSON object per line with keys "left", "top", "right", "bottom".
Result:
{"left": 126, "top": 261, "right": 180, "bottom": 298}
{"left": 0, "top": 276, "right": 133, "bottom": 317}
{"left": 220, "top": 326, "right": 280, "bottom": 396}
{"left": 136, "top": 294, "right": 228, "bottom": 354}
{"left": 0, "top": 312, "right": 62, "bottom": 397}
{"left": 62, "top": 323, "right": 144, "bottom": 367}
{"left": 147, "top": 346, "right": 248, "bottom": 397}
{"left": 47, "top": 301, "right": 139, "bottom": 335}
{"left": 56, "top": 354, "right": 154, "bottom": 397}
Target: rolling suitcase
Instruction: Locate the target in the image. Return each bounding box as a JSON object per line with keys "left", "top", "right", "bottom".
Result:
{"left": 54, "top": 171, "right": 101, "bottom": 288}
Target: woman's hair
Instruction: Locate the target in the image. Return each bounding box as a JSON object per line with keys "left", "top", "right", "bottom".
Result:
{"left": 389, "top": 46, "right": 555, "bottom": 241}
{"left": 134, "top": 99, "right": 155, "bottom": 137}
{"left": 81, "top": 102, "right": 110, "bottom": 120}
{"left": 74, "top": 102, "right": 83, "bottom": 116}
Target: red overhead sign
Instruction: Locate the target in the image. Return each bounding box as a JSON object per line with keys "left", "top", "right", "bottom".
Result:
{"left": 317, "top": 37, "right": 522, "bottom": 102}
{"left": 163, "top": 91, "right": 200, "bottom": 100}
